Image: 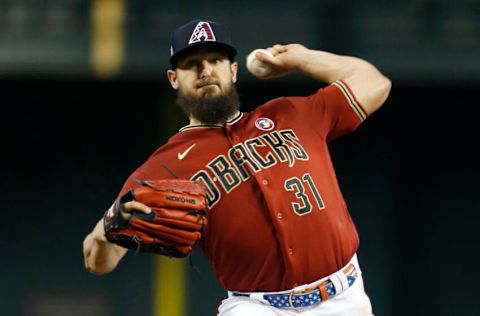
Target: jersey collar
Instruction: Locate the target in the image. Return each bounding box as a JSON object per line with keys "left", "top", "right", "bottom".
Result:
{"left": 179, "top": 111, "right": 243, "bottom": 132}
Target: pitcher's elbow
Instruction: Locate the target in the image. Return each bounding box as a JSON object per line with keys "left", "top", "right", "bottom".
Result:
{"left": 376, "top": 76, "right": 392, "bottom": 110}
{"left": 382, "top": 76, "right": 392, "bottom": 98}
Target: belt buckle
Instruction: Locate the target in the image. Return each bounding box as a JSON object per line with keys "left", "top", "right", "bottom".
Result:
{"left": 288, "top": 286, "right": 319, "bottom": 310}
{"left": 288, "top": 290, "right": 300, "bottom": 310}
{"left": 286, "top": 262, "right": 358, "bottom": 310}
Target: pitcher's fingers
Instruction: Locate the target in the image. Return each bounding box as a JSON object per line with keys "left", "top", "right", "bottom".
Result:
{"left": 272, "top": 44, "right": 287, "bottom": 53}
{"left": 122, "top": 201, "right": 152, "bottom": 214}
{"left": 265, "top": 46, "right": 279, "bottom": 57}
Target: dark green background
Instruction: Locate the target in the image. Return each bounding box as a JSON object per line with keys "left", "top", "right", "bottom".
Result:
{"left": 1, "top": 78, "right": 478, "bottom": 315}
{"left": 1, "top": 1, "right": 479, "bottom": 315}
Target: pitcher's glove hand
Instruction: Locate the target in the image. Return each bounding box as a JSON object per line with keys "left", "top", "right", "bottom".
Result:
{"left": 103, "top": 179, "right": 207, "bottom": 257}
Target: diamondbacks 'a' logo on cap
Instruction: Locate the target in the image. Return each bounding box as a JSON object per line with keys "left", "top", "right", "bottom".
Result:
{"left": 188, "top": 21, "right": 216, "bottom": 45}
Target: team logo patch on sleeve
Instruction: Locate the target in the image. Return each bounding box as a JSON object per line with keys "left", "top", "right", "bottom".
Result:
{"left": 255, "top": 117, "right": 275, "bottom": 131}
{"left": 189, "top": 21, "right": 216, "bottom": 44}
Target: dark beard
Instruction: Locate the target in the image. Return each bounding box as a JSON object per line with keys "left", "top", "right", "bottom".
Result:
{"left": 176, "top": 84, "right": 241, "bottom": 125}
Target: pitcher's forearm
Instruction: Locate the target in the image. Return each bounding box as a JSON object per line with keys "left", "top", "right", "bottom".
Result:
{"left": 256, "top": 44, "right": 391, "bottom": 115}
{"left": 296, "top": 50, "right": 375, "bottom": 83}
{"left": 298, "top": 50, "right": 391, "bottom": 114}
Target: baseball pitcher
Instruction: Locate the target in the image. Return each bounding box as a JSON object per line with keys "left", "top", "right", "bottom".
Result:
{"left": 83, "top": 19, "right": 391, "bottom": 316}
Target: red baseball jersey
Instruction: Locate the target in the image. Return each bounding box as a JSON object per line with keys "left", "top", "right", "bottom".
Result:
{"left": 117, "top": 80, "right": 367, "bottom": 292}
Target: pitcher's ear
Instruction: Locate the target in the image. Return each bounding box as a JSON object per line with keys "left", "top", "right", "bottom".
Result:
{"left": 231, "top": 62, "right": 238, "bottom": 83}
{"left": 167, "top": 70, "right": 179, "bottom": 90}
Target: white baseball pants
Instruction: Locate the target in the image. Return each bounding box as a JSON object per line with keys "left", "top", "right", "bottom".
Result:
{"left": 217, "top": 256, "right": 373, "bottom": 316}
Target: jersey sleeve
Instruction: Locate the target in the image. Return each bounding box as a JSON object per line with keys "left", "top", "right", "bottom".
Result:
{"left": 115, "top": 157, "right": 173, "bottom": 198}
{"left": 285, "top": 80, "right": 367, "bottom": 142}
{"left": 115, "top": 169, "right": 151, "bottom": 198}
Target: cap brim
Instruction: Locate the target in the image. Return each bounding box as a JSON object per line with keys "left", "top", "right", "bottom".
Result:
{"left": 170, "top": 42, "right": 237, "bottom": 68}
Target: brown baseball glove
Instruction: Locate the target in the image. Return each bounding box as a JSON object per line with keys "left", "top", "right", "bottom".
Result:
{"left": 103, "top": 179, "right": 207, "bottom": 257}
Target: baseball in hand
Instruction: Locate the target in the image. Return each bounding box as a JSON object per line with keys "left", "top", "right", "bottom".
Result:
{"left": 246, "top": 49, "right": 274, "bottom": 77}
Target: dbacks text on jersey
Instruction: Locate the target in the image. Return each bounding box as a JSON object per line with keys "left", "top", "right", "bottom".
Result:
{"left": 191, "top": 129, "right": 309, "bottom": 208}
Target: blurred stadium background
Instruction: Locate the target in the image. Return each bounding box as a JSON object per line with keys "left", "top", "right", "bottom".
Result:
{"left": 1, "top": 0, "right": 479, "bottom": 315}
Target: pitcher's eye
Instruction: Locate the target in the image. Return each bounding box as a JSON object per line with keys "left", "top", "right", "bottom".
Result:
{"left": 185, "top": 60, "right": 198, "bottom": 69}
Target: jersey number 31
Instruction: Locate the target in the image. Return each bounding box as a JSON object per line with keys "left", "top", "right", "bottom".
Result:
{"left": 284, "top": 173, "right": 325, "bottom": 216}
